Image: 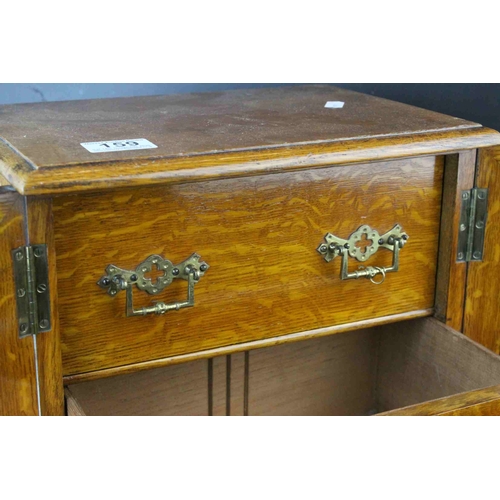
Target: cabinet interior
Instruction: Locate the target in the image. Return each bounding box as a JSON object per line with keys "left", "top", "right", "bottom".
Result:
{"left": 65, "top": 317, "right": 500, "bottom": 416}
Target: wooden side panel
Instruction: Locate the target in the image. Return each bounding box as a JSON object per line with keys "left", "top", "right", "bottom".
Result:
{"left": 26, "top": 197, "right": 64, "bottom": 416}
{"left": 376, "top": 318, "right": 500, "bottom": 412}
{"left": 434, "top": 151, "right": 476, "bottom": 330}
{"left": 211, "top": 355, "right": 228, "bottom": 416}
{"left": 379, "top": 385, "right": 500, "bottom": 416}
{"left": 247, "top": 329, "right": 379, "bottom": 416}
{"left": 464, "top": 146, "right": 500, "bottom": 353}
{"left": 229, "top": 352, "right": 246, "bottom": 416}
{"left": 0, "top": 192, "right": 38, "bottom": 415}
{"left": 55, "top": 157, "right": 444, "bottom": 376}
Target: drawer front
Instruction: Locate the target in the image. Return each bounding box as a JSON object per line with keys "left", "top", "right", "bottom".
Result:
{"left": 54, "top": 156, "right": 443, "bottom": 376}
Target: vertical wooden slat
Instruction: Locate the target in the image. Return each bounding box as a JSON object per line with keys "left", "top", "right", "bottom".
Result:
{"left": 228, "top": 352, "right": 246, "bottom": 416}
{"left": 208, "top": 358, "right": 213, "bottom": 416}
{"left": 464, "top": 146, "right": 500, "bottom": 353}
{"left": 434, "top": 151, "right": 476, "bottom": 331}
{"left": 244, "top": 352, "right": 249, "bottom": 416}
{"left": 0, "top": 191, "right": 38, "bottom": 415}
{"left": 25, "top": 197, "right": 64, "bottom": 415}
{"left": 212, "top": 355, "right": 227, "bottom": 415}
{"left": 225, "top": 355, "right": 231, "bottom": 416}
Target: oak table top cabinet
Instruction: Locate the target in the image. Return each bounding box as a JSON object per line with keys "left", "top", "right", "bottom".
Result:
{"left": 2, "top": 85, "right": 500, "bottom": 416}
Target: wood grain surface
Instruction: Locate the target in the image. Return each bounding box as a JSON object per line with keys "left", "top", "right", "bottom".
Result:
{"left": 0, "top": 192, "right": 38, "bottom": 415}
{"left": 25, "top": 197, "right": 64, "bottom": 415}
{"left": 463, "top": 146, "right": 500, "bottom": 353}
{"left": 434, "top": 151, "right": 476, "bottom": 330}
{"left": 55, "top": 157, "right": 444, "bottom": 377}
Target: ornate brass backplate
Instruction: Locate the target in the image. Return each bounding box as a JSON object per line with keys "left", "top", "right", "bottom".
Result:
{"left": 317, "top": 224, "right": 408, "bottom": 284}
{"left": 97, "top": 253, "right": 209, "bottom": 316}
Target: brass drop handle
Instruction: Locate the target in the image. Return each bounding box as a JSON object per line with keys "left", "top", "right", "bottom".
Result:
{"left": 97, "top": 253, "right": 209, "bottom": 317}
{"left": 317, "top": 224, "right": 408, "bottom": 284}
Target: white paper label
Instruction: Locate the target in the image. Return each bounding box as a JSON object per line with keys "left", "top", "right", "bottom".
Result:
{"left": 80, "top": 138, "right": 158, "bottom": 153}
{"left": 324, "top": 101, "right": 345, "bottom": 109}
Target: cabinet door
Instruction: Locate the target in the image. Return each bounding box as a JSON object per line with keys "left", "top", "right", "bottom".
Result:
{"left": 0, "top": 190, "right": 39, "bottom": 415}
{"left": 0, "top": 187, "right": 63, "bottom": 416}
{"left": 464, "top": 146, "right": 500, "bottom": 354}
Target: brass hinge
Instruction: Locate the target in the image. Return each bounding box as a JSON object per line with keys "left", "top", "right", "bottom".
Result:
{"left": 11, "top": 245, "right": 51, "bottom": 338}
{"left": 457, "top": 188, "right": 488, "bottom": 263}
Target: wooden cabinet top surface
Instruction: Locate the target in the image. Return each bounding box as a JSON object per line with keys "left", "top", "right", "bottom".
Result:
{"left": 1, "top": 85, "right": 500, "bottom": 195}
{"left": 0, "top": 85, "right": 482, "bottom": 164}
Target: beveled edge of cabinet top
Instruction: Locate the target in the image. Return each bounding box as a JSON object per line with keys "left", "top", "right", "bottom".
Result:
{"left": 2, "top": 127, "right": 500, "bottom": 196}
{"left": 0, "top": 85, "right": 499, "bottom": 195}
